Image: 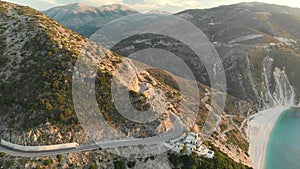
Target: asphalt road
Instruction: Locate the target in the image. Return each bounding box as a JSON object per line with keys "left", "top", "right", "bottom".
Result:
{"left": 0, "top": 113, "right": 183, "bottom": 157}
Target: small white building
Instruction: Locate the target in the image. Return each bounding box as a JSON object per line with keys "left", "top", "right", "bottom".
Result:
{"left": 185, "top": 143, "right": 197, "bottom": 151}
{"left": 206, "top": 150, "right": 215, "bottom": 158}
{"left": 184, "top": 132, "right": 201, "bottom": 145}
{"left": 165, "top": 131, "right": 214, "bottom": 159}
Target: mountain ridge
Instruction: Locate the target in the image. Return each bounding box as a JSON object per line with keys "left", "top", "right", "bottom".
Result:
{"left": 43, "top": 3, "right": 137, "bottom": 37}
{"left": 45, "top": 3, "right": 134, "bottom": 14}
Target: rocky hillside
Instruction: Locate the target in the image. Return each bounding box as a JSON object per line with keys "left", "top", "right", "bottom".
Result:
{"left": 0, "top": 0, "right": 176, "bottom": 147}
{"left": 177, "top": 2, "right": 300, "bottom": 105}
{"left": 0, "top": 1, "right": 88, "bottom": 145}
{"left": 44, "top": 3, "right": 137, "bottom": 37}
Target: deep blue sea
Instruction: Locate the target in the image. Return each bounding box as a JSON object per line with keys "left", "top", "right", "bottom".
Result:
{"left": 265, "top": 108, "right": 300, "bottom": 169}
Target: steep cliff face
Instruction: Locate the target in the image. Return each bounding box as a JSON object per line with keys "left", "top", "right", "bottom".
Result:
{"left": 261, "top": 56, "right": 295, "bottom": 107}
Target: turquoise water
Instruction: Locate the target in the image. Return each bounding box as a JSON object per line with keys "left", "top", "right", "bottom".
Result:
{"left": 265, "top": 108, "right": 300, "bottom": 169}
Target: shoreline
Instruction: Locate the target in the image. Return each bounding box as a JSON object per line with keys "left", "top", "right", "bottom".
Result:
{"left": 248, "top": 106, "right": 288, "bottom": 169}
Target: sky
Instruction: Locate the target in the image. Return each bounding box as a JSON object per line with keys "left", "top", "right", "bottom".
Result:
{"left": 4, "top": 0, "right": 300, "bottom": 13}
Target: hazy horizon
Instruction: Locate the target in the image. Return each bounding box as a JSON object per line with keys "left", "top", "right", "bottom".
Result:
{"left": 4, "top": 0, "right": 300, "bottom": 13}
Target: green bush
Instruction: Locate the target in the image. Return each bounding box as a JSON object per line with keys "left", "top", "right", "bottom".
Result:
{"left": 89, "top": 163, "right": 97, "bottom": 169}
{"left": 5, "top": 161, "right": 11, "bottom": 168}
{"left": 44, "top": 159, "right": 51, "bottom": 166}
{"left": 20, "top": 158, "right": 28, "bottom": 165}
{"left": 127, "top": 161, "right": 136, "bottom": 168}
{"left": 56, "top": 154, "right": 62, "bottom": 162}
{"left": 0, "top": 152, "right": 6, "bottom": 157}
{"left": 180, "top": 145, "right": 188, "bottom": 154}
{"left": 114, "top": 160, "right": 125, "bottom": 169}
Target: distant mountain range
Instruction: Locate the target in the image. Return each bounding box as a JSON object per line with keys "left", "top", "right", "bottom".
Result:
{"left": 44, "top": 3, "right": 137, "bottom": 37}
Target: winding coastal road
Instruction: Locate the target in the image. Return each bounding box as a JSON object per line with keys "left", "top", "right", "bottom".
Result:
{"left": 0, "top": 113, "right": 183, "bottom": 157}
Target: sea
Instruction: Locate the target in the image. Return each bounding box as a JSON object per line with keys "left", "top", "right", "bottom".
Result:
{"left": 265, "top": 108, "right": 300, "bottom": 169}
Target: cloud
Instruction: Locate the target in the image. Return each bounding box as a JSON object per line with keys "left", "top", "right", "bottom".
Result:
{"left": 57, "top": 0, "right": 125, "bottom": 6}
{"left": 122, "top": 0, "right": 208, "bottom": 12}
{"left": 118, "top": 0, "right": 229, "bottom": 13}
{"left": 39, "top": 0, "right": 59, "bottom": 5}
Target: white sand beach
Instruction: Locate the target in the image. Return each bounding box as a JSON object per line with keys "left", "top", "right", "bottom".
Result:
{"left": 248, "top": 106, "right": 288, "bottom": 169}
